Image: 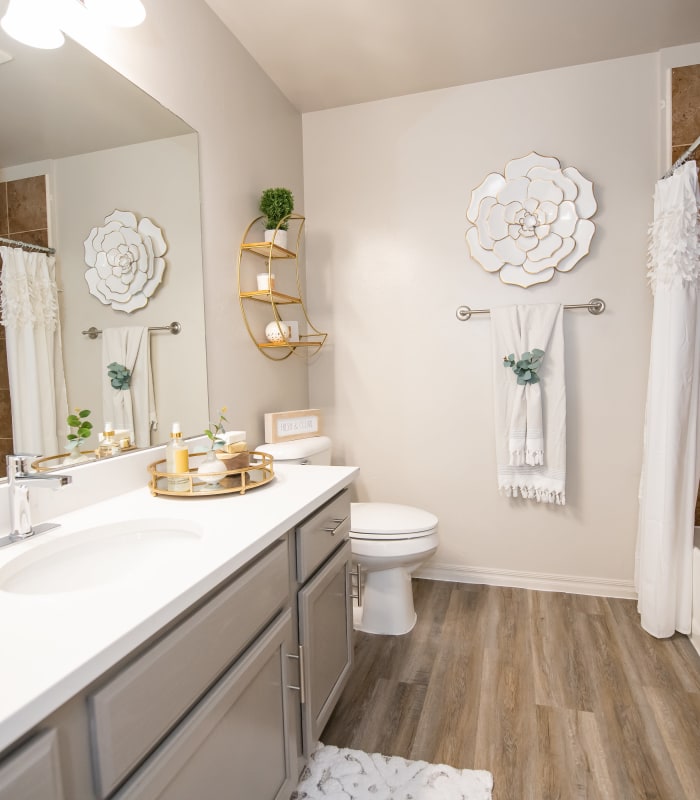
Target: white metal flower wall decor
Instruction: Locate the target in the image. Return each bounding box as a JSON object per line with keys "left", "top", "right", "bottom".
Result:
{"left": 84, "top": 209, "right": 167, "bottom": 313}
{"left": 465, "top": 152, "right": 597, "bottom": 288}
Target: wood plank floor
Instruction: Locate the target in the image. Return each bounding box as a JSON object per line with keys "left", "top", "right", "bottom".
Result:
{"left": 321, "top": 579, "right": 700, "bottom": 800}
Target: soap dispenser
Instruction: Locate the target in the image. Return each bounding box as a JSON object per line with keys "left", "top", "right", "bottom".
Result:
{"left": 97, "top": 422, "right": 120, "bottom": 458}
{"left": 166, "top": 422, "right": 190, "bottom": 492}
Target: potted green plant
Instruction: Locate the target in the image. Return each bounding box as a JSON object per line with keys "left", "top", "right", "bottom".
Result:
{"left": 259, "top": 187, "right": 294, "bottom": 249}
{"left": 198, "top": 407, "right": 229, "bottom": 486}
{"left": 64, "top": 408, "right": 93, "bottom": 464}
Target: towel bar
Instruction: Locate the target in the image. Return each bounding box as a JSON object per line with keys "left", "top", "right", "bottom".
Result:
{"left": 81, "top": 321, "right": 182, "bottom": 339}
{"left": 455, "top": 298, "right": 605, "bottom": 321}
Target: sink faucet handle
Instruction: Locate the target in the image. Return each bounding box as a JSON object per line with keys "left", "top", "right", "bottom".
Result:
{"left": 6, "top": 454, "right": 40, "bottom": 477}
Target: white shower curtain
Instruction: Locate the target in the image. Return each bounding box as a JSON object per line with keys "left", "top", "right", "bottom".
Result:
{"left": 0, "top": 246, "right": 68, "bottom": 456}
{"left": 636, "top": 161, "right": 700, "bottom": 638}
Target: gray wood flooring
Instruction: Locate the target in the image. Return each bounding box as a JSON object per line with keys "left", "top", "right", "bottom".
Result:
{"left": 321, "top": 579, "right": 700, "bottom": 800}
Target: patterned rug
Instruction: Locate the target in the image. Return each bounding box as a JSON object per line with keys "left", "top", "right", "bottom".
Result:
{"left": 291, "top": 744, "right": 493, "bottom": 799}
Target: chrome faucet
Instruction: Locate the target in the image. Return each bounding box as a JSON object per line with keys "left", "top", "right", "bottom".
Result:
{"left": 6, "top": 455, "right": 72, "bottom": 543}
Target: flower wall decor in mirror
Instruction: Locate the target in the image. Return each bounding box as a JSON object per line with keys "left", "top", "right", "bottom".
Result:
{"left": 465, "top": 152, "right": 597, "bottom": 288}
{"left": 84, "top": 209, "right": 168, "bottom": 312}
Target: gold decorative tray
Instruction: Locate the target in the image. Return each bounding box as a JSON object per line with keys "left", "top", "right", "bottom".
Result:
{"left": 147, "top": 451, "right": 274, "bottom": 497}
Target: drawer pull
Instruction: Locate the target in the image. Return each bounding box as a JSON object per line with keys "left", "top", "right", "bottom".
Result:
{"left": 323, "top": 518, "right": 346, "bottom": 535}
{"left": 286, "top": 644, "right": 306, "bottom": 704}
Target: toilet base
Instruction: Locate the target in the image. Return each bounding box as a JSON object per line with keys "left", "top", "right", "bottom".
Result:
{"left": 353, "top": 567, "right": 417, "bottom": 635}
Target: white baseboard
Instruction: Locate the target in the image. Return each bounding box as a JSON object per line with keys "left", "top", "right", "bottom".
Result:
{"left": 414, "top": 562, "right": 638, "bottom": 600}
{"left": 691, "top": 630, "right": 700, "bottom": 657}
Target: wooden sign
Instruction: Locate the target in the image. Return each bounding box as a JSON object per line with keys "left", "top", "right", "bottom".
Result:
{"left": 264, "top": 409, "right": 322, "bottom": 444}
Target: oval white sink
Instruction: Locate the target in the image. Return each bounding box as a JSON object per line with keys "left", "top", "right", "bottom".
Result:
{"left": 0, "top": 519, "right": 203, "bottom": 595}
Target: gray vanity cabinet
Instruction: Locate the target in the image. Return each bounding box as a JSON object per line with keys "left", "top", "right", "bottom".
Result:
{"left": 0, "top": 485, "right": 356, "bottom": 800}
{"left": 0, "top": 730, "right": 64, "bottom": 800}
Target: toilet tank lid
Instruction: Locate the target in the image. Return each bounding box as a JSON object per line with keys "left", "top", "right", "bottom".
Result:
{"left": 254, "top": 435, "right": 331, "bottom": 460}
{"left": 351, "top": 502, "right": 438, "bottom": 535}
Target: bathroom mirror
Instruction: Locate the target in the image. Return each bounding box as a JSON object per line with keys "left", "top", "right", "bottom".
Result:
{"left": 0, "top": 29, "right": 209, "bottom": 470}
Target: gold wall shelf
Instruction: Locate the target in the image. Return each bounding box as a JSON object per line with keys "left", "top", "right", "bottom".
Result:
{"left": 239, "top": 289, "right": 301, "bottom": 305}
{"left": 237, "top": 214, "right": 327, "bottom": 360}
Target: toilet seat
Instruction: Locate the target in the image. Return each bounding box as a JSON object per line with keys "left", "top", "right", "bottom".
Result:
{"left": 350, "top": 502, "right": 438, "bottom": 540}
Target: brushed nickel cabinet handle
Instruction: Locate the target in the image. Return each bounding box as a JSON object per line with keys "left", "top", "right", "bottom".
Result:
{"left": 323, "top": 517, "right": 347, "bottom": 535}
{"left": 350, "top": 563, "right": 362, "bottom": 606}
{"left": 286, "top": 644, "right": 306, "bottom": 704}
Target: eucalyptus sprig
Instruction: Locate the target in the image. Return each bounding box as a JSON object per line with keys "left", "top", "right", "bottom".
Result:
{"left": 67, "top": 408, "right": 93, "bottom": 448}
{"left": 107, "top": 362, "right": 131, "bottom": 390}
{"left": 503, "top": 349, "right": 545, "bottom": 385}
{"left": 204, "top": 407, "right": 228, "bottom": 451}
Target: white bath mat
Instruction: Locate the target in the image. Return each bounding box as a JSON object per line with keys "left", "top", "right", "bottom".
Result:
{"left": 291, "top": 743, "right": 493, "bottom": 799}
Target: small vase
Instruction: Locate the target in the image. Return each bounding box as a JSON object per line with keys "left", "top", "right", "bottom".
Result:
{"left": 63, "top": 443, "right": 91, "bottom": 465}
{"left": 256, "top": 272, "right": 276, "bottom": 291}
{"left": 197, "top": 451, "right": 228, "bottom": 486}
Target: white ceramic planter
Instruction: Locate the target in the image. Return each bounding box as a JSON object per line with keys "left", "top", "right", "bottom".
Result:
{"left": 264, "top": 229, "right": 288, "bottom": 250}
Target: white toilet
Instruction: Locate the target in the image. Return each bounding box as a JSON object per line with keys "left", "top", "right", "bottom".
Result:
{"left": 255, "top": 435, "right": 439, "bottom": 636}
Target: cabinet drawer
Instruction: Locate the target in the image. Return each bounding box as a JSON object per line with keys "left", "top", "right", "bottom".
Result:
{"left": 296, "top": 489, "right": 350, "bottom": 583}
{"left": 0, "top": 730, "right": 64, "bottom": 800}
{"left": 113, "top": 610, "right": 296, "bottom": 800}
{"left": 89, "top": 539, "right": 289, "bottom": 798}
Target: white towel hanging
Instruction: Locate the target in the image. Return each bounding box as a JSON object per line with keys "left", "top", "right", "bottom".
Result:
{"left": 491, "top": 303, "right": 566, "bottom": 504}
{"left": 101, "top": 327, "right": 156, "bottom": 447}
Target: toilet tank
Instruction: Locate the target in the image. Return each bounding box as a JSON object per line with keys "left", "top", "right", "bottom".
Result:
{"left": 254, "top": 435, "right": 332, "bottom": 465}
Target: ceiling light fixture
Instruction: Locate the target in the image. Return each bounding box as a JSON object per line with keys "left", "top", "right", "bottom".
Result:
{"left": 0, "top": 0, "right": 64, "bottom": 49}
{"left": 0, "top": 0, "right": 147, "bottom": 50}
{"left": 82, "top": 0, "right": 146, "bottom": 28}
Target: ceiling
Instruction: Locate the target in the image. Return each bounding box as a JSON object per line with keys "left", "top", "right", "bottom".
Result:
{"left": 205, "top": 0, "right": 700, "bottom": 113}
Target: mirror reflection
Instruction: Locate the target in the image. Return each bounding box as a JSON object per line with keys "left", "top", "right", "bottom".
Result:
{"left": 0, "top": 31, "right": 209, "bottom": 473}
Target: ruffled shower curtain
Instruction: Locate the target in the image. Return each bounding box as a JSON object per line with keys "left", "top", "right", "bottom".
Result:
{"left": 636, "top": 161, "right": 700, "bottom": 638}
{"left": 0, "top": 246, "right": 68, "bottom": 456}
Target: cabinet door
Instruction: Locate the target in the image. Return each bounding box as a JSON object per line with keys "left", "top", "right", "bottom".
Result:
{"left": 297, "top": 539, "right": 353, "bottom": 754}
{"left": 114, "top": 610, "right": 297, "bottom": 800}
{"left": 0, "top": 730, "right": 64, "bottom": 800}
{"left": 90, "top": 540, "right": 289, "bottom": 798}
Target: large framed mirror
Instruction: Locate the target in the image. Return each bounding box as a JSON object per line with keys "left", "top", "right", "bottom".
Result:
{"left": 0, "top": 29, "right": 209, "bottom": 473}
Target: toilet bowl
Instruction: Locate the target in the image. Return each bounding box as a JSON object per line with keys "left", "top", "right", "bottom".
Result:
{"left": 351, "top": 502, "right": 438, "bottom": 635}
{"left": 254, "top": 435, "right": 439, "bottom": 636}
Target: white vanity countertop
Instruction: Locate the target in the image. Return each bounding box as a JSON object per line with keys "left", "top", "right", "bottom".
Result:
{"left": 0, "top": 463, "right": 358, "bottom": 754}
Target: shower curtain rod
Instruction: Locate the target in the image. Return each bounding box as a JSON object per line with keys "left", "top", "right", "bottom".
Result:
{"left": 81, "top": 321, "right": 182, "bottom": 339}
{"left": 662, "top": 133, "right": 700, "bottom": 179}
{"left": 0, "top": 236, "right": 56, "bottom": 254}
{"left": 455, "top": 297, "right": 606, "bottom": 321}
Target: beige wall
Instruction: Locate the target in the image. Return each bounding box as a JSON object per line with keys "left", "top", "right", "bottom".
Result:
{"left": 303, "top": 54, "right": 663, "bottom": 593}
{"left": 60, "top": 0, "right": 309, "bottom": 447}
{"left": 56, "top": 2, "right": 700, "bottom": 593}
